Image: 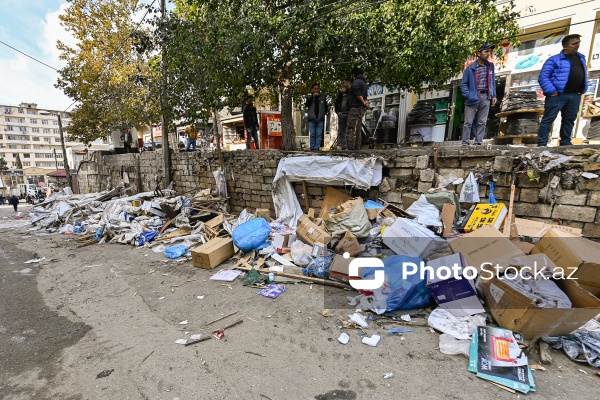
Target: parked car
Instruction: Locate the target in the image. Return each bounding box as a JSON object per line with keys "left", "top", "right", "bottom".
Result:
{"left": 143, "top": 141, "right": 162, "bottom": 151}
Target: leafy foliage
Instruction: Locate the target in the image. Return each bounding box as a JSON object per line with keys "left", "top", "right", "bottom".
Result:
{"left": 0, "top": 156, "right": 8, "bottom": 171}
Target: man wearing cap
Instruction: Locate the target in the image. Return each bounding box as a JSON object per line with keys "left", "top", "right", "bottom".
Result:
{"left": 460, "top": 44, "right": 497, "bottom": 146}
{"left": 537, "top": 34, "right": 588, "bottom": 147}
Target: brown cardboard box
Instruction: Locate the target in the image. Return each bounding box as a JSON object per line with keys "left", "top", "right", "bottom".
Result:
{"left": 448, "top": 225, "right": 525, "bottom": 271}
{"left": 255, "top": 209, "right": 271, "bottom": 220}
{"left": 191, "top": 237, "right": 235, "bottom": 269}
{"left": 272, "top": 233, "right": 296, "bottom": 252}
{"left": 510, "top": 217, "right": 582, "bottom": 240}
{"left": 510, "top": 239, "right": 536, "bottom": 255}
{"left": 319, "top": 187, "right": 351, "bottom": 219}
{"left": 440, "top": 203, "right": 456, "bottom": 238}
{"left": 205, "top": 214, "right": 224, "bottom": 229}
{"left": 330, "top": 254, "right": 356, "bottom": 283}
{"left": 296, "top": 214, "right": 331, "bottom": 246}
{"left": 531, "top": 229, "right": 600, "bottom": 296}
{"left": 481, "top": 273, "right": 600, "bottom": 339}
{"left": 335, "top": 232, "right": 362, "bottom": 257}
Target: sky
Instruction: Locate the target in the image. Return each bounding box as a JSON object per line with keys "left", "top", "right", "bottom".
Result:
{"left": 0, "top": 0, "right": 73, "bottom": 111}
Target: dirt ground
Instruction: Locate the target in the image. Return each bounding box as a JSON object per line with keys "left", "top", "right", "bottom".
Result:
{"left": 0, "top": 203, "right": 598, "bottom": 400}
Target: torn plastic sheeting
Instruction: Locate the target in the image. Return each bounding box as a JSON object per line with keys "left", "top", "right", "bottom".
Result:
{"left": 272, "top": 156, "right": 383, "bottom": 226}
{"left": 223, "top": 209, "right": 254, "bottom": 235}
{"left": 427, "top": 307, "right": 486, "bottom": 340}
{"left": 405, "top": 195, "right": 442, "bottom": 227}
{"left": 543, "top": 330, "right": 600, "bottom": 367}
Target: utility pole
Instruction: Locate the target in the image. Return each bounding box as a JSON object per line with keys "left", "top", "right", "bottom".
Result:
{"left": 57, "top": 113, "right": 73, "bottom": 190}
{"left": 160, "top": 0, "right": 171, "bottom": 187}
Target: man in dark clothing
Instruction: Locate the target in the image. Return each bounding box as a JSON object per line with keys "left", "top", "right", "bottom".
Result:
{"left": 9, "top": 195, "right": 19, "bottom": 212}
{"left": 305, "top": 83, "right": 327, "bottom": 151}
{"left": 345, "top": 68, "right": 369, "bottom": 150}
{"left": 460, "top": 44, "right": 497, "bottom": 146}
{"left": 334, "top": 78, "right": 352, "bottom": 149}
{"left": 243, "top": 95, "right": 260, "bottom": 150}
{"left": 537, "top": 34, "right": 588, "bottom": 146}
{"left": 121, "top": 128, "right": 133, "bottom": 153}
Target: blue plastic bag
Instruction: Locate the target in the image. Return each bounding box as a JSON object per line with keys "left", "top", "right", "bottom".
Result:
{"left": 362, "top": 255, "right": 432, "bottom": 311}
{"left": 364, "top": 200, "right": 385, "bottom": 210}
{"left": 232, "top": 218, "right": 271, "bottom": 252}
{"left": 164, "top": 244, "right": 188, "bottom": 259}
{"left": 138, "top": 230, "right": 158, "bottom": 246}
{"left": 488, "top": 182, "right": 497, "bottom": 204}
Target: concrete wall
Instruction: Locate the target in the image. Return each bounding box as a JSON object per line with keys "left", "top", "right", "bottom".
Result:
{"left": 77, "top": 146, "right": 600, "bottom": 238}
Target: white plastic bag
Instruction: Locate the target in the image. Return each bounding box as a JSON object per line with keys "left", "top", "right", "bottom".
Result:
{"left": 405, "top": 195, "right": 442, "bottom": 227}
{"left": 439, "top": 334, "right": 471, "bottom": 357}
{"left": 290, "top": 240, "right": 313, "bottom": 267}
{"left": 459, "top": 172, "right": 480, "bottom": 203}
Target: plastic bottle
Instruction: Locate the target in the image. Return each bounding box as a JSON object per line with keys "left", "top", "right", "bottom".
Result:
{"left": 302, "top": 250, "right": 334, "bottom": 278}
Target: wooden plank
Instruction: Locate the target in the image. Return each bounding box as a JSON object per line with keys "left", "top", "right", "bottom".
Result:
{"left": 232, "top": 265, "right": 350, "bottom": 289}
{"left": 495, "top": 108, "right": 544, "bottom": 118}
{"left": 302, "top": 180, "right": 310, "bottom": 213}
{"left": 503, "top": 183, "right": 516, "bottom": 237}
{"left": 583, "top": 162, "right": 600, "bottom": 172}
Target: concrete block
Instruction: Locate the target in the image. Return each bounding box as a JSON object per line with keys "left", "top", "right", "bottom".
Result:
{"left": 419, "top": 169, "right": 435, "bottom": 182}
{"left": 551, "top": 205, "right": 597, "bottom": 222}
{"left": 513, "top": 203, "right": 552, "bottom": 218}
{"left": 415, "top": 155, "right": 429, "bottom": 170}
{"left": 460, "top": 157, "right": 493, "bottom": 169}
{"left": 395, "top": 156, "right": 417, "bottom": 168}
{"left": 438, "top": 168, "right": 465, "bottom": 180}
{"left": 437, "top": 158, "right": 460, "bottom": 168}
{"left": 559, "top": 190, "right": 588, "bottom": 206}
{"left": 493, "top": 156, "right": 514, "bottom": 173}
{"left": 418, "top": 181, "right": 433, "bottom": 193}
{"left": 382, "top": 191, "right": 403, "bottom": 204}
{"left": 584, "top": 222, "right": 600, "bottom": 238}
{"left": 389, "top": 168, "right": 415, "bottom": 178}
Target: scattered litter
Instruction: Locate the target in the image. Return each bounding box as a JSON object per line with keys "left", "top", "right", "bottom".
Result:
{"left": 400, "top": 314, "right": 411, "bottom": 322}
{"left": 196, "top": 295, "right": 205, "bottom": 300}
{"left": 543, "top": 330, "right": 600, "bottom": 367}
{"left": 428, "top": 308, "right": 486, "bottom": 340}
{"left": 23, "top": 257, "right": 45, "bottom": 264}
{"left": 210, "top": 269, "right": 243, "bottom": 282}
{"left": 179, "top": 320, "right": 188, "bottom": 325}
{"left": 578, "top": 369, "right": 588, "bottom": 374}
{"left": 439, "top": 333, "right": 471, "bottom": 357}
{"left": 320, "top": 309, "right": 334, "bottom": 317}
{"left": 349, "top": 313, "right": 369, "bottom": 328}
{"left": 383, "top": 372, "right": 394, "bottom": 379}
{"left": 386, "top": 329, "right": 414, "bottom": 334}
{"left": 257, "top": 284, "right": 288, "bottom": 299}
{"left": 581, "top": 172, "right": 599, "bottom": 179}
{"left": 362, "top": 334, "right": 381, "bottom": 347}
{"left": 175, "top": 339, "right": 188, "bottom": 345}
{"left": 190, "top": 334, "right": 202, "bottom": 340}
{"left": 529, "top": 364, "right": 546, "bottom": 371}
{"left": 19, "top": 268, "right": 33, "bottom": 274}
{"left": 96, "top": 369, "right": 114, "bottom": 379}
{"left": 214, "top": 330, "right": 225, "bottom": 340}
{"left": 338, "top": 332, "right": 350, "bottom": 345}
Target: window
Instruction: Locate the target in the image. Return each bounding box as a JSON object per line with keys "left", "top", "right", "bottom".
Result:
{"left": 55, "top": 138, "right": 61, "bottom": 142}
{"left": 32, "top": 128, "right": 39, "bottom": 133}
{"left": 30, "top": 119, "right": 37, "bottom": 124}
{"left": 23, "top": 162, "right": 31, "bottom": 167}
{"left": 9, "top": 145, "right": 16, "bottom": 149}
{"left": 21, "top": 145, "right": 28, "bottom": 149}
{"left": 43, "top": 137, "right": 51, "bottom": 143}
{"left": 23, "top": 153, "right": 30, "bottom": 158}
{"left": 17, "top": 118, "right": 25, "bottom": 123}
{"left": 18, "top": 108, "right": 24, "bottom": 113}
{"left": 4, "top": 117, "right": 11, "bottom": 122}
{"left": 4, "top": 108, "right": 12, "bottom": 113}
{"left": 35, "top": 153, "right": 54, "bottom": 159}
{"left": 0, "top": 134, "right": 2, "bottom": 139}
{"left": 7, "top": 135, "right": 16, "bottom": 140}
{"left": 19, "top": 127, "right": 27, "bottom": 132}
{"left": 42, "top": 120, "right": 49, "bottom": 125}
{"left": 53, "top": 120, "right": 58, "bottom": 125}
{"left": 53, "top": 129, "right": 58, "bottom": 134}
{"left": 12, "top": 153, "right": 17, "bottom": 158}
{"left": 32, "top": 137, "right": 40, "bottom": 141}
{"left": 11, "top": 162, "right": 16, "bottom": 167}
{"left": 43, "top": 128, "right": 50, "bottom": 133}
{"left": 27, "top": 110, "right": 37, "bottom": 115}
{"left": 5, "top": 125, "right": 14, "bottom": 131}
{"left": 55, "top": 152, "right": 63, "bottom": 158}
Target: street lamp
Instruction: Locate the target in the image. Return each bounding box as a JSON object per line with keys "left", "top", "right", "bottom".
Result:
{"left": 39, "top": 111, "right": 72, "bottom": 189}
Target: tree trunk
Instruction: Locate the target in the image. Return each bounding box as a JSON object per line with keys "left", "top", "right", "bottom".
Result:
{"left": 280, "top": 68, "right": 296, "bottom": 151}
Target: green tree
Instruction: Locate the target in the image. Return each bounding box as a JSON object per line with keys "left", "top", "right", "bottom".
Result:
{"left": 56, "top": 0, "right": 160, "bottom": 143}
{"left": 15, "top": 154, "right": 23, "bottom": 170}
{"left": 173, "top": 0, "right": 520, "bottom": 150}
{"left": 0, "top": 155, "right": 8, "bottom": 171}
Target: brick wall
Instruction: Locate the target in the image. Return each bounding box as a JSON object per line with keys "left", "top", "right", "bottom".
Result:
{"left": 77, "top": 146, "right": 600, "bottom": 238}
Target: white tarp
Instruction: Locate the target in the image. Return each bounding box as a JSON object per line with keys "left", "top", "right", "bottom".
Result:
{"left": 272, "top": 156, "right": 383, "bottom": 226}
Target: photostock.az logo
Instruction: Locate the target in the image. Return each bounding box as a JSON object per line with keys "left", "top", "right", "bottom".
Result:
{"left": 347, "top": 254, "right": 385, "bottom": 290}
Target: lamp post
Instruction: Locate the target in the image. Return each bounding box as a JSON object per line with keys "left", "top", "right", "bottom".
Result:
{"left": 40, "top": 111, "right": 72, "bottom": 189}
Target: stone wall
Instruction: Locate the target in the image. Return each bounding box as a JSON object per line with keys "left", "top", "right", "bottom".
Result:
{"left": 77, "top": 146, "right": 600, "bottom": 238}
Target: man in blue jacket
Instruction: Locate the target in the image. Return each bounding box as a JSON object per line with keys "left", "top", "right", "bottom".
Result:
{"left": 461, "top": 44, "right": 497, "bottom": 146}
{"left": 537, "top": 34, "right": 588, "bottom": 146}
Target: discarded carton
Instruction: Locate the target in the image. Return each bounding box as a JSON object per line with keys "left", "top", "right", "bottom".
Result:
{"left": 191, "top": 237, "right": 235, "bottom": 269}
{"left": 480, "top": 272, "right": 600, "bottom": 339}
{"left": 440, "top": 203, "right": 456, "bottom": 238}
{"left": 296, "top": 214, "right": 331, "bottom": 246}
{"left": 382, "top": 218, "right": 448, "bottom": 259}
{"left": 272, "top": 233, "right": 296, "bottom": 252}
{"left": 319, "top": 187, "right": 351, "bottom": 220}
{"left": 531, "top": 229, "right": 600, "bottom": 296}
{"left": 330, "top": 254, "right": 356, "bottom": 283}
{"left": 255, "top": 208, "right": 271, "bottom": 220}
{"left": 510, "top": 217, "right": 582, "bottom": 241}
{"left": 205, "top": 214, "right": 225, "bottom": 229}
{"left": 426, "top": 253, "right": 485, "bottom": 317}
{"left": 511, "top": 239, "right": 536, "bottom": 255}
{"left": 335, "top": 232, "right": 362, "bottom": 257}
{"left": 458, "top": 203, "right": 507, "bottom": 233}
{"left": 448, "top": 225, "right": 525, "bottom": 271}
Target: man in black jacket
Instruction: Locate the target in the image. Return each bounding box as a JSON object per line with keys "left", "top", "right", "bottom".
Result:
{"left": 306, "top": 83, "right": 327, "bottom": 151}
{"left": 346, "top": 68, "right": 369, "bottom": 150}
{"left": 334, "top": 78, "right": 352, "bottom": 150}
{"left": 243, "top": 95, "right": 260, "bottom": 150}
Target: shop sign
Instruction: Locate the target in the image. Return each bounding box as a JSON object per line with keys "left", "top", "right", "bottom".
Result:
{"left": 590, "top": 25, "right": 600, "bottom": 70}
{"left": 267, "top": 116, "right": 282, "bottom": 136}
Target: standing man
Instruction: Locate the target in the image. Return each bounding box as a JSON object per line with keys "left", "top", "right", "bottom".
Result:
{"left": 185, "top": 124, "right": 198, "bottom": 152}
{"left": 460, "top": 44, "right": 497, "bottom": 146}
{"left": 121, "top": 128, "right": 133, "bottom": 153}
{"left": 243, "top": 95, "right": 260, "bottom": 150}
{"left": 537, "top": 34, "right": 588, "bottom": 147}
{"left": 345, "top": 68, "right": 369, "bottom": 150}
{"left": 306, "top": 83, "right": 327, "bottom": 151}
{"left": 8, "top": 194, "right": 19, "bottom": 213}
{"left": 334, "top": 78, "right": 352, "bottom": 150}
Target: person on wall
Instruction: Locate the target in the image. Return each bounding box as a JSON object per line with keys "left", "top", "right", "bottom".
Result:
{"left": 334, "top": 78, "right": 352, "bottom": 150}
{"left": 460, "top": 44, "right": 497, "bottom": 146}
{"left": 121, "top": 128, "right": 133, "bottom": 153}
{"left": 243, "top": 95, "right": 260, "bottom": 150}
{"left": 345, "top": 68, "right": 369, "bottom": 150}
{"left": 185, "top": 124, "right": 198, "bottom": 152}
{"left": 537, "top": 34, "right": 588, "bottom": 147}
{"left": 305, "top": 83, "right": 327, "bottom": 151}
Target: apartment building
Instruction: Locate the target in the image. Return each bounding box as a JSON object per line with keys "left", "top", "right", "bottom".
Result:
{"left": 0, "top": 102, "right": 79, "bottom": 186}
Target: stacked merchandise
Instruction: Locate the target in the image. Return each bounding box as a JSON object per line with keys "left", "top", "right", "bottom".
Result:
{"left": 501, "top": 92, "right": 544, "bottom": 136}
{"left": 407, "top": 102, "right": 436, "bottom": 125}
{"left": 588, "top": 117, "right": 600, "bottom": 140}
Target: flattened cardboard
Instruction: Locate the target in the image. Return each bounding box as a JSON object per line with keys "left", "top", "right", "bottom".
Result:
{"left": 329, "top": 254, "right": 357, "bottom": 283}
{"left": 296, "top": 214, "right": 331, "bottom": 246}
{"left": 511, "top": 239, "right": 536, "bottom": 255}
{"left": 480, "top": 274, "right": 600, "bottom": 339}
{"left": 510, "top": 217, "right": 582, "bottom": 240}
{"left": 255, "top": 208, "right": 271, "bottom": 220}
{"left": 335, "top": 232, "right": 362, "bottom": 257}
{"left": 205, "top": 214, "right": 224, "bottom": 229}
{"left": 426, "top": 253, "right": 485, "bottom": 317}
{"left": 448, "top": 225, "right": 525, "bottom": 271}
{"left": 191, "top": 237, "right": 235, "bottom": 269}
{"left": 161, "top": 227, "right": 192, "bottom": 239}
{"left": 319, "top": 187, "right": 351, "bottom": 219}
{"left": 441, "top": 203, "right": 456, "bottom": 238}
{"left": 531, "top": 229, "right": 600, "bottom": 296}
{"left": 382, "top": 217, "right": 448, "bottom": 259}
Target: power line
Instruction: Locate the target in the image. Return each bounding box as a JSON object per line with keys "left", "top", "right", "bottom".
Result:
{"left": 516, "top": 0, "right": 597, "bottom": 19}
{"left": 0, "top": 39, "right": 59, "bottom": 71}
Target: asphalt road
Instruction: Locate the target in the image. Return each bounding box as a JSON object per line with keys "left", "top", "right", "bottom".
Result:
{"left": 0, "top": 203, "right": 90, "bottom": 399}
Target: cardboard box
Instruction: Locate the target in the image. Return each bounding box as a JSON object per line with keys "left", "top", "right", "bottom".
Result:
{"left": 510, "top": 217, "right": 582, "bottom": 241}
{"left": 296, "top": 214, "right": 331, "bottom": 246}
{"left": 191, "top": 237, "right": 235, "bottom": 269}
{"left": 319, "top": 187, "right": 351, "bottom": 219}
{"left": 205, "top": 214, "right": 224, "bottom": 229}
{"left": 511, "top": 239, "right": 536, "bottom": 255}
{"left": 448, "top": 225, "right": 525, "bottom": 271}
{"left": 426, "top": 253, "right": 485, "bottom": 317}
{"left": 531, "top": 229, "right": 600, "bottom": 296}
{"left": 272, "top": 233, "right": 296, "bottom": 252}
{"left": 329, "top": 254, "right": 357, "bottom": 283}
{"left": 335, "top": 232, "right": 362, "bottom": 257}
{"left": 459, "top": 203, "right": 507, "bottom": 233}
{"left": 440, "top": 203, "right": 456, "bottom": 238}
{"left": 255, "top": 208, "right": 271, "bottom": 220}
{"left": 480, "top": 272, "right": 600, "bottom": 339}
{"left": 382, "top": 217, "right": 448, "bottom": 259}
